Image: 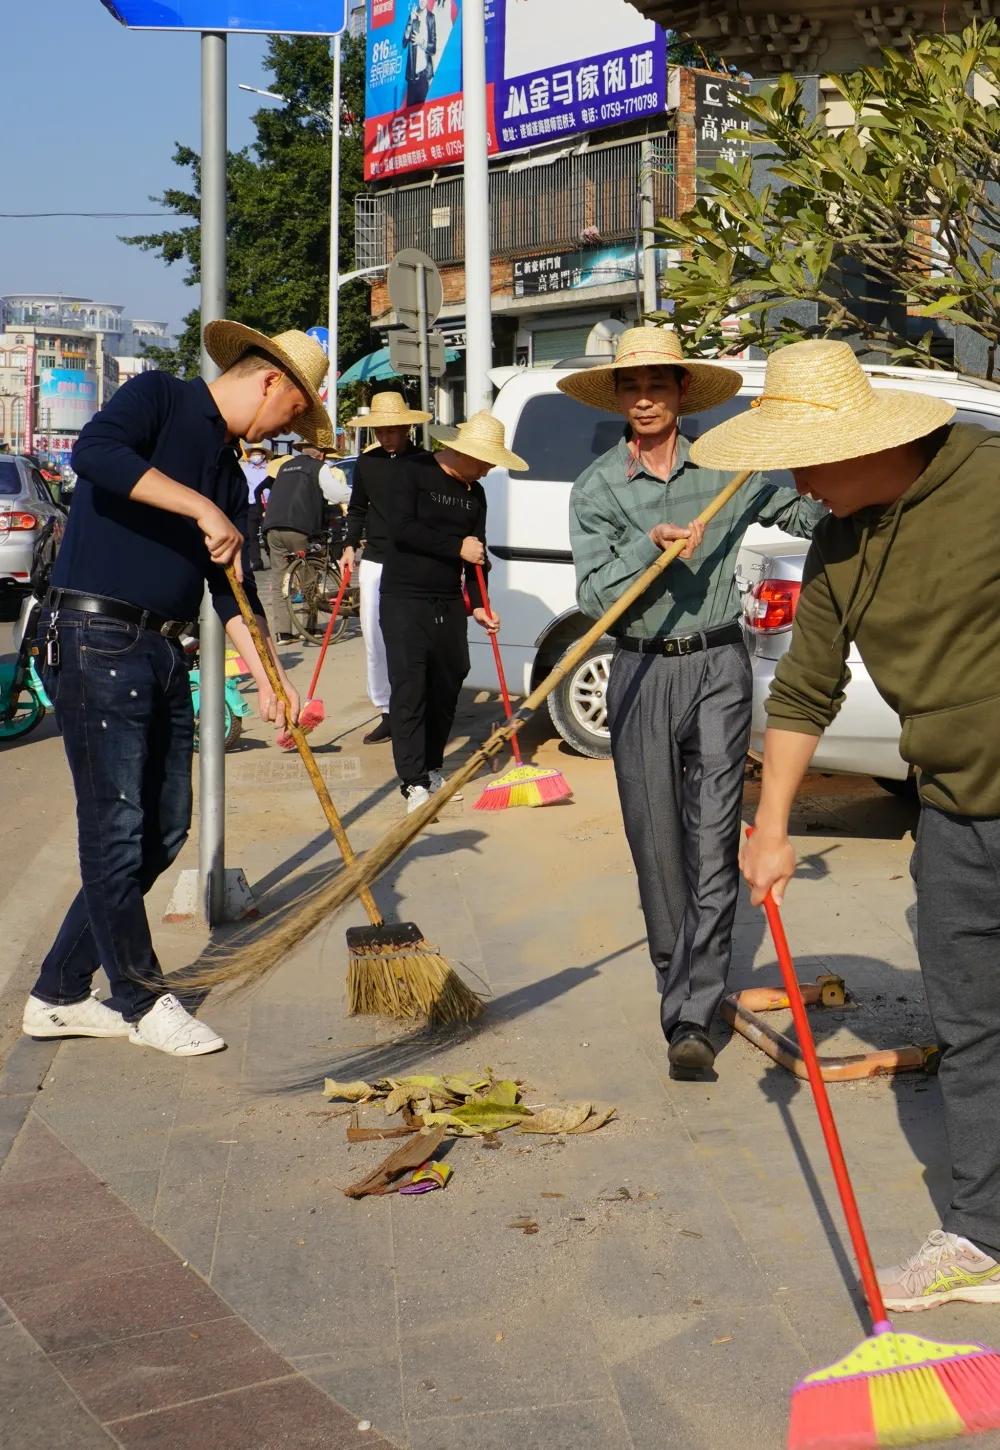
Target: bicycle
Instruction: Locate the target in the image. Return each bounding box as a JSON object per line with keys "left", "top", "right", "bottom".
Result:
{"left": 281, "top": 520, "right": 360, "bottom": 645}
{"left": 0, "top": 595, "right": 53, "bottom": 743}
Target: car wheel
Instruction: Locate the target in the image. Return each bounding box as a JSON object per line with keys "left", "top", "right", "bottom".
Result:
{"left": 547, "top": 637, "right": 613, "bottom": 760}
{"left": 873, "top": 774, "right": 919, "bottom": 800}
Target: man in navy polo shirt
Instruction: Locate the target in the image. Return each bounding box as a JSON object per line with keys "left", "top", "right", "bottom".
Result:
{"left": 23, "top": 324, "right": 331, "bottom": 1058}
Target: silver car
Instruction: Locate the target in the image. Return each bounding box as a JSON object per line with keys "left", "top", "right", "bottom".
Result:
{"left": 736, "top": 376, "right": 1000, "bottom": 791}
{"left": 0, "top": 455, "right": 67, "bottom": 598}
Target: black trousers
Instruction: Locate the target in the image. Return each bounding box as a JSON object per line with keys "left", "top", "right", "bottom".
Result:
{"left": 911, "top": 806, "right": 1000, "bottom": 1257}
{"left": 248, "top": 503, "right": 265, "bottom": 568}
{"left": 380, "top": 594, "right": 469, "bottom": 788}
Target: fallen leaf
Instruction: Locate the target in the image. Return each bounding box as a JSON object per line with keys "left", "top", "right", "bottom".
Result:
{"left": 540, "top": 1192, "right": 565, "bottom": 1199}
{"left": 571, "top": 1105, "right": 617, "bottom": 1134}
{"left": 508, "top": 1217, "right": 539, "bottom": 1234}
{"left": 424, "top": 1099, "right": 532, "bottom": 1136}
{"left": 679, "top": 1228, "right": 703, "bottom": 1239}
{"left": 712, "top": 1336, "right": 734, "bottom": 1346}
{"left": 495, "top": 1332, "right": 504, "bottom": 1343}
{"left": 518, "top": 1103, "right": 592, "bottom": 1135}
{"left": 323, "top": 1078, "right": 378, "bottom": 1103}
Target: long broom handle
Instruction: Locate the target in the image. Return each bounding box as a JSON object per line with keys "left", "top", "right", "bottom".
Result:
{"left": 473, "top": 562, "right": 521, "bottom": 765}
{"left": 223, "top": 564, "right": 384, "bottom": 929}
{"left": 751, "top": 833, "right": 889, "bottom": 1330}
{"left": 304, "top": 563, "right": 351, "bottom": 704}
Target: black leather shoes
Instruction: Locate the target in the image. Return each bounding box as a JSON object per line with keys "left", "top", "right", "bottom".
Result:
{"left": 667, "top": 1022, "right": 716, "bottom": 1079}
{"left": 363, "top": 713, "right": 391, "bottom": 744}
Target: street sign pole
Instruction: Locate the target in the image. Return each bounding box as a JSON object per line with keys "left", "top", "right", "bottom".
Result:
{"left": 416, "top": 262, "right": 431, "bottom": 449}
{"left": 462, "top": 0, "right": 493, "bottom": 416}
{"left": 198, "top": 29, "right": 228, "bottom": 925}
{"left": 326, "top": 32, "right": 341, "bottom": 441}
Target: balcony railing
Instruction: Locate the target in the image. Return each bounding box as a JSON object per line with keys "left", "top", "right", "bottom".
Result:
{"left": 355, "top": 133, "right": 676, "bottom": 272}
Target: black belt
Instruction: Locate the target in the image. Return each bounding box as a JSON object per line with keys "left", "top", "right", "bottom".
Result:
{"left": 616, "top": 620, "right": 743, "bottom": 657}
{"left": 45, "top": 589, "right": 189, "bottom": 639}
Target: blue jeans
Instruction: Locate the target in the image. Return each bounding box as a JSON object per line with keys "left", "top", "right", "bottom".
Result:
{"left": 32, "top": 609, "right": 194, "bottom": 1022}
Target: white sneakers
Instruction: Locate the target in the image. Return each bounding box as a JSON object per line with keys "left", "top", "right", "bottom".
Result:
{"left": 428, "top": 769, "right": 463, "bottom": 802}
{"left": 23, "top": 990, "right": 225, "bottom": 1057}
{"left": 129, "top": 994, "right": 226, "bottom": 1057}
{"left": 404, "top": 783, "right": 432, "bottom": 814}
{"left": 23, "top": 992, "right": 129, "bottom": 1039}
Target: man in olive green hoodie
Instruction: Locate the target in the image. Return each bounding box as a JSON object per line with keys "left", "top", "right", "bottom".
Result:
{"left": 692, "top": 338, "right": 1000, "bottom": 1315}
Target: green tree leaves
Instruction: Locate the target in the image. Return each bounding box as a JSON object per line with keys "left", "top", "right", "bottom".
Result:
{"left": 654, "top": 23, "right": 1000, "bottom": 378}
{"left": 124, "top": 33, "right": 371, "bottom": 393}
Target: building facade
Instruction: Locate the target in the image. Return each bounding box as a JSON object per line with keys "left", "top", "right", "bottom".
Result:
{"left": 0, "top": 296, "right": 168, "bottom": 462}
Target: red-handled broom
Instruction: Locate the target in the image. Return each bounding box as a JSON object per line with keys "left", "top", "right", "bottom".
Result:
{"left": 277, "top": 563, "right": 351, "bottom": 749}
{"left": 749, "top": 830, "right": 1000, "bottom": 1449}
{"left": 471, "top": 563, "right": 571, "bottom": 811}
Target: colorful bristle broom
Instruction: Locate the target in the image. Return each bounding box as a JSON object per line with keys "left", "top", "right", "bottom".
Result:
{"left": 472, "top": 564, "right": 571, "bottom": 811}
{"left": 277, "top": 563, "right": 352, "bottom": 748}
{"left": 751, "top": 831, "right": 1000, "bottom": 1450}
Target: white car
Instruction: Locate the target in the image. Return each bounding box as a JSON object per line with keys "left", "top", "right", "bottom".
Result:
{"left": 472, "top": 359, "right": 1000, "bottom": 778}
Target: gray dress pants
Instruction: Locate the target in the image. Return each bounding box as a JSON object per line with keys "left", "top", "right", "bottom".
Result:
{"left": 911, "top": 806, "right": 1000, "bottom": 1258}
{"left": 606, "top": 639, "right": 752, "bottom": 1041}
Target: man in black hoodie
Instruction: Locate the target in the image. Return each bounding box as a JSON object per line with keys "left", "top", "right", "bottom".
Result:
{"left": 380, "top": 411, "right": 527, "bottom": 812}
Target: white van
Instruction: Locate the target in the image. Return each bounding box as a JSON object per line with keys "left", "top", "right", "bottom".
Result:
{"left": 469, "top": 357, "right": 778, "bottom": 757}
{"left": 470, "top": 357, "right": 1000, "bottom": 768}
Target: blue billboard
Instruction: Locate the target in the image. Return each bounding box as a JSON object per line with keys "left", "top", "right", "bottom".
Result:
{"left": 100, "top": 0, "right": 346, "bottom": 33}
{"left": 364, "top": 0, "right": 665, "bottom": 181}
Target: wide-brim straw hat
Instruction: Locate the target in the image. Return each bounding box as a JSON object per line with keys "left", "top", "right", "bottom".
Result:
{"left": 557, "top": 325, "right": 742, "bottom": 416}
{"left": 204, "top": 322, "right": 333, "bottom": 448}
{"left": 690, "top": 339, "right": 956, "bottom": 470}
{"left": 345, "top": 390, "right": 430, "bottom": 430}
{"left": 430, "top": 411, "right": 528, "bottom": 472}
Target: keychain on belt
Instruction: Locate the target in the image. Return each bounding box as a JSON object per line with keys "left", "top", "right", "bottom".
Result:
{"left": 44, "top": 610, "right": 60, "bottom": 669}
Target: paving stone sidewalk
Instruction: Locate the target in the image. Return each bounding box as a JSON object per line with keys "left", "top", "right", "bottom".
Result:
{"left": 5, "top": 617, "right": 1000, "bottom": 1450}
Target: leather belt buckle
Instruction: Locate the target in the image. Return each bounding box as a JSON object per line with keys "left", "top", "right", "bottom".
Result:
{"left": 677, "top": 634, "right": 698, "bottom": 656}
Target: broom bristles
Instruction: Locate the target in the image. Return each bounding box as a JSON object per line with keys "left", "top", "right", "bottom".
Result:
{"left": 474, "top": 762, "right": 572, "bottom": 811}
{"left": 789, "top": 1332, "right": 1000, "bottom": 1450}
{"left": 346, "top": 947, "right": 483, "bottom": 1024}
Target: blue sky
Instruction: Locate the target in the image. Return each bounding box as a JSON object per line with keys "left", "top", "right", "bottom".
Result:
{"left": 3, "top": 2, "right": 283, "bottom": 337}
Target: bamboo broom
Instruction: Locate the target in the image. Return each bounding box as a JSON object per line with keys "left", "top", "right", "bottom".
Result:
{"left": 177, "top": 471, "right": 751, "bottom": 995}
{"left": 221, "top": 564, "right": 482, "bottom": 1024}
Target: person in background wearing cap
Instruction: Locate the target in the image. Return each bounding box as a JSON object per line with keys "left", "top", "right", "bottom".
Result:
{"left": 563, "top": 326, "right": 824, "bottom": 1079}
{"left": 379, "top": 411, "right": 526, "bottom": 813}
{"left": 240, "top": 441, "right": 271, "bottom": 570}
{"left": 340, "top": 391, "right": 432, "bottom": 745}
{"left": 724, "top": 340, "right": 1000, "bottom": 1314}
{"left": 24, "top": 325, "right": 331, "bottom": 1058}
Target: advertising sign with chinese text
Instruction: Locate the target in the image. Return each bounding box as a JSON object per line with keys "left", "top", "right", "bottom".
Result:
{"left": 99, "top": 0, "right": 347, "bottom": 33}
{"left": 364, "top": 0, "right": 665, "bottom": 181}
{"left": 39, "top": 369, "right": 99, "bottom": 433}
{"left": 512, "top": 245, "right": 640, "bottom": 298}
{"left": 694, "top": 74, "right": 751, "bottom": 197}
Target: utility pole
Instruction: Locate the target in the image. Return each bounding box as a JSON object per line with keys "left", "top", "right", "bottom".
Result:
{"left": 461, "top": 0, "right": 493, "bottom": 416}
{"left": 326, "top": 33, "right": 342, "bottom": 441}
{"left": 198, "top": 30, "right": 228, "bottom": 925}
{"left": 640, "top": 138, "right": 659, "bottom": 317}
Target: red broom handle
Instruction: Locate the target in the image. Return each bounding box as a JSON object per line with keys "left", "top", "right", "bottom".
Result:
{"left": 750, "top": 831, "right": 889, "bottom": 1330}
{"left": 304, "top": 563, "right": 351, "bottom": 703}
{"left": 474, "top": 562, "right": 522, "bottom": 766}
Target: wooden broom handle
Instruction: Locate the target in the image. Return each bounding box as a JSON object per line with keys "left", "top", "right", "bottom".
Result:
{"left": 473, "top": 562, "right": 521, "bottom": 765}
{"left": 515, "top": 470, "right": 753, "bottom": 723}
{"left": 223, "top": 564, "right": 383, "bottom": 928}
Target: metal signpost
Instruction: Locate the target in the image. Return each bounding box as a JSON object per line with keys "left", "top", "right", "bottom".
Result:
{"left": 99, "top": 0, "right": 346, "bottom": 924}
{"left": 462, "top": 0, "right": 494, "bottom": 416}
{"left": 387, "top": 249, "right": 444, "bottom": 446}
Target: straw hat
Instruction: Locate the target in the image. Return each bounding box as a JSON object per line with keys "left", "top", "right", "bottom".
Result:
{"left": 345, "top": 390, "right": 430, "bottom": 430}
{"left": 204, "top": 322, "right": 333, "bottom": 448}
{"left": 557, "top": 325, "right": 742, "bottom": 416}
{"left": 430, "top": 411, "right": 528, "bottom": 472}
{"left": 690, "top": 340, "right": 957, "bottom": 471}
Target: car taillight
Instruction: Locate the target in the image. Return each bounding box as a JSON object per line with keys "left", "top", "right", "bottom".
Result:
{"left": 5, "top": 512, "right": 38, "bottom": 530}
{"left": 744, "top": 577, "right": 801, "bottom": 632}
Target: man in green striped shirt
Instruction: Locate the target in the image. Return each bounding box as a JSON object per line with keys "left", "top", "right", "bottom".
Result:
{"left": 562, "top": 328, "right": 823, "bottom": 1078}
